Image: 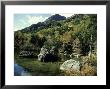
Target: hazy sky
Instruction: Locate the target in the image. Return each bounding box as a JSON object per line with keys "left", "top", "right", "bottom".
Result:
{"left": 14, "top": 13, "right": 74, "bottom": 31}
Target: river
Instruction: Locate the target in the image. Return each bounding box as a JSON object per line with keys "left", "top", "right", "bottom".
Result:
{"left": 14, "top": 64, "right": 31, "bottom": 76}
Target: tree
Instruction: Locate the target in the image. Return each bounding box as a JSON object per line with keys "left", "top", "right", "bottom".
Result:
{"left": 14, "top": 31, "right": 27, "bottom": 50}
{"left": 72, "top": 38, "right": 81, "bottom": 54}
{"left": 75, "top": 14, "right": 97, "bottom": 55}
{"left": 30, "top": 34, "right": 46, "bottom": 48}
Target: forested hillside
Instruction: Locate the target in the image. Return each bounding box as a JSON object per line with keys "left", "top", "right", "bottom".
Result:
{"left": 14, "top": 14, "right": 97, "bottom": 76}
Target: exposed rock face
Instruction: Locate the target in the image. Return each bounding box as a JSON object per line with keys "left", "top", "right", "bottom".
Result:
{"left": 38, "top": 46, "right": 59, "bottom": 62}
{"left": 38, "top": 46, "right": 48, "bottom": 61}
{"left": 60, "top": 59, "right": 80, "bottom": 71}
{"left": 38, "top": 53, "right": 45, "bottom": 61}
{"left": 40, "top": 47, "right": 49, "bottom": 54}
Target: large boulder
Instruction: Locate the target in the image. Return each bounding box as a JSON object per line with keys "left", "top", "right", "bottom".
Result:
{"left": 60, "top": 59, "right": 80, "bottom": 71}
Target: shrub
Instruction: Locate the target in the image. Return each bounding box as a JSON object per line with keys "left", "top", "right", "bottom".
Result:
{"left": 64, "top": 69, "right": 81, "bottom": 76}
{"left": 80, "top": 63, "right": 97, "bottom": 76}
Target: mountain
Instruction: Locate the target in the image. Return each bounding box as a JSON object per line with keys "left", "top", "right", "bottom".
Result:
{"left": 21, "top": 22, "right": 45, "bottom": 33}
{"left": 45, "top": 14, "right": 66, "bottom": 22}
{"left": 20, "top": 14, "right": 66, "bottom": 33}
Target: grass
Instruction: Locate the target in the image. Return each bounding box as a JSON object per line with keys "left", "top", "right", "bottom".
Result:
{"left": 15, "top": 53, "right": 97, "bottom": 76}
{"left": 15, "top": 56, "right": 65, "bottom": 76}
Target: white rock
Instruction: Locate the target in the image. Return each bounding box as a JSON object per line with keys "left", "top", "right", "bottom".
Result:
{"left": 40, "top": 47, "right": 48, "bottom": 54}
{"left": 60, "top": 59, "right": 80, "bottom": 71}
{"left": 38, "top": 47, "right": 48, "bottom": 61}
{"left": 38, "top": 53, "right": 45, "bottom": 61}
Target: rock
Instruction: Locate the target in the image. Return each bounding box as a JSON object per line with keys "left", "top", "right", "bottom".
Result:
{"left": 38, "top": 53, "right": 45, "bottom": 61}
{"left": 40, "top": 47, "right": 48, "bottom": 54}
{"left": 38, "top": 46, "right": 59, "bottom": 62}
{"left": 60, "top": 59, "right": 80, "bottom": 71}
{"left": 38, "top": 53, "right": 59, "bottom": 62}
{"left": 70, "top": 53, "right": 81, "bottom": 59}
{"left": 38, "top": 46, "right": 48, "bottom": 61}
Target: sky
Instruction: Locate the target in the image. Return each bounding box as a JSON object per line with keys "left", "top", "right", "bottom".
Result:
{"left": 14, "top": 13, "right": 74, "bottom": 31}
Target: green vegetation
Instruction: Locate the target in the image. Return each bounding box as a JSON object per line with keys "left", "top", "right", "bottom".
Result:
{"left": 15, "top": 57, "right": 65, "bottom": 76}
{"left": 14, "top": 14, "right": 97, "bottom": 76}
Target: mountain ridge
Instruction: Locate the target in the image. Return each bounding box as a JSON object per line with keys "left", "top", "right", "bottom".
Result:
{"left": 17, "top": 14, "right": 66, "bottom": 33}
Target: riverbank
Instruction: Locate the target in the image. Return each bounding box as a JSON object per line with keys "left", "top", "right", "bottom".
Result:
{"left": 14, "top": 63, "right": 31, "bottom": 76}
{"left": 15, "top": 57, "right": 65, "bottom": 76}
{"left": 15, "top": 54, "right": 97, "bottom": 76}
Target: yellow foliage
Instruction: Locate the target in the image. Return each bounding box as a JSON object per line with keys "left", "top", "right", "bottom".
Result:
{"left": 65, "top": 69, "right": 81, "bottom": 76}
{"left": 62, "top": 32, "right": 71, "bottom": 43}
{"left": 80, "top": 63, "right": 97, "bottom": 76}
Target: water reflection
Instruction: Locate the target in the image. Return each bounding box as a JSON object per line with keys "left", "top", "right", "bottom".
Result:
{"left": 14, "top": 64, "right": 31, "bottom": 76}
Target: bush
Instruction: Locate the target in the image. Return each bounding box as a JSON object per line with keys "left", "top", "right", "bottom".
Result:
{"left": 80, "top": 63, "right": 97, "bottom": 76}
{"left": 64, "top": 69, "right": 81, "bottom": 76}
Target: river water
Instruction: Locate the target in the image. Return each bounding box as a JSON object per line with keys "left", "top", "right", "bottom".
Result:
{"left": 14, "top": 64, "right": 31, "bottom": 76}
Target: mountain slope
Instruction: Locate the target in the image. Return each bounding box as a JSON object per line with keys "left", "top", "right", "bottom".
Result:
{"left": 19, "top": 14, "right": 66, "bottom": 33}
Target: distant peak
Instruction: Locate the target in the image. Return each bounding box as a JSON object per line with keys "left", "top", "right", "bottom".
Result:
{"left": 45, "top": 14, "right": 66, "bottom": 21}
{"left": 53, "top": 14, "right": 61, "bottom": 16}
